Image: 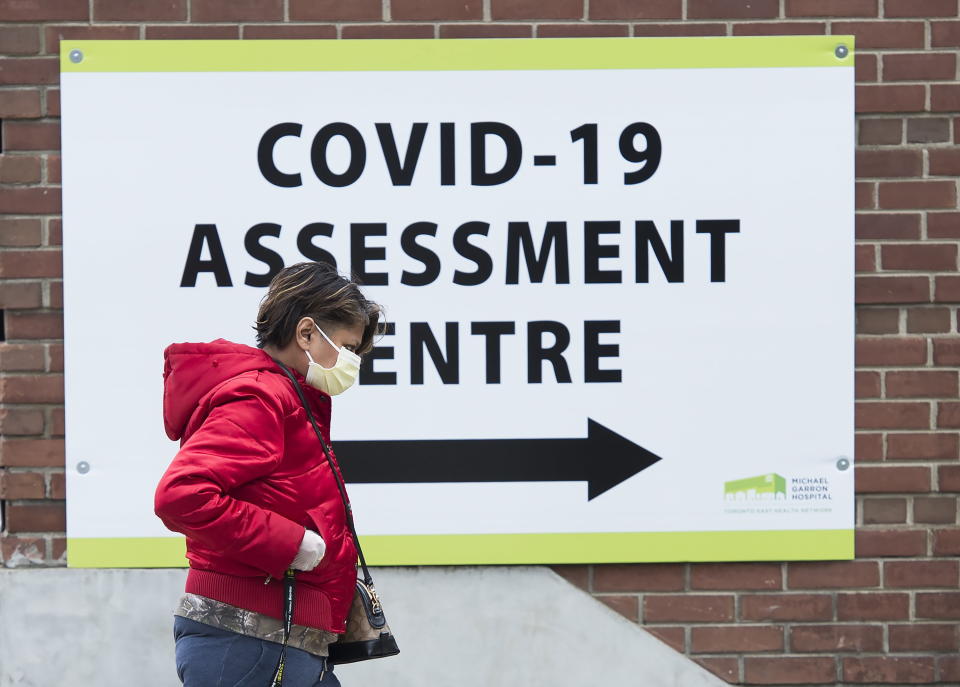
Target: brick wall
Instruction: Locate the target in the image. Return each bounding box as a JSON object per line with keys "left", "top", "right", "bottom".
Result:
{"left": 1, "top": 0, "right": 958, "bottom": 684}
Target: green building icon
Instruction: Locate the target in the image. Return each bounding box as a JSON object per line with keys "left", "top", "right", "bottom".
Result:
{"left": 724, "top": 473, "right": 786, "bottom": 500}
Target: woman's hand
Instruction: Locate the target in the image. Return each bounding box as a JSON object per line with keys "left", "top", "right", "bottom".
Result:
{"left": 290, "top": 529, "right": 326, "bottom": 571}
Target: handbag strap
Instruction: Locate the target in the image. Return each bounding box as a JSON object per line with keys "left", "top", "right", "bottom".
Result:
{"left": 272, "top": 359, "right": 375, "bottom": 588}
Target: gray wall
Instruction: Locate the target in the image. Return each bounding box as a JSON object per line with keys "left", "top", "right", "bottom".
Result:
{"left": 0, "top": 567, "right": 723, "bottom": 686}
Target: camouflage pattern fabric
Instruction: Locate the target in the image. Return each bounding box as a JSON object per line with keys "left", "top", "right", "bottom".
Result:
{"left": 173, "top": 593, "right": 337, "bottom": 657}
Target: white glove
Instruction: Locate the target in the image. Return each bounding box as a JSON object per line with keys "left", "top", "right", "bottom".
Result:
{"left": 291, "top": 529, "right": 326, "bottom": 571}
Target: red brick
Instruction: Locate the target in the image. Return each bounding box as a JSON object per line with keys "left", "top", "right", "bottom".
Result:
{"left": 884, "top": 53, "right": 957, "bottom": 81}
{"left": 886, "top": 560, "right": 959, "bottom": 588}
{"left": 856, "top": 149, "right": 921, "bottom": 178}
{"left": 537, "top": 24, "right": 629, "bottom": 37}
{"left": 2, "top": 121, "right": 59, "bottom": 151}
{"left": 0, "top": 281, "right": 42, "bottom": 309}
{"left": 936, "top": 275, "right": 960, "bottom": 302}
{"left": 855, "top": 336, "right": 927, "bottom": 367}
{"left": 933, "top": 528, "right": 960, "bottom": 555}
{"left": 47, "top": 344, "right": 64, "bottom": 372}
{"left": 5, "top": 503, "right": 66, "bottom": 532}
{"left": 787, "top": 0, "right": 877, "bottom": 16}
{"left": 0, "top": 0, "right": 87, "bottom": 21}
{"left": 51, "top": 537, "right": 66, "bottom": 563}
{"left": 491, "top": 0, "right": 582, "bottom": 19}
{"left": 914, "top": 496, "right": 957, "bottom": 524}
{"left": 594, "top": 563, "right": 684, "bottom": 591}
{"left": 855, "top": 370, "right": 880, "bottom": 397}
{"left": 942, "top": 656, "right": 960, "bottom": 681}
{"left": 439, "top": 24, "right": 533, "bottom": 38}
{"left": 45, "top": 89, "right": 59, "bottom": 117}
{"left": 931, "top": 84, "right": 960, "bottom": 112}
{"left": 0, "top": 343, "right": 44, "bottom": 370}
{"left": 889, "top": 624, "right": 958, "bottom": 652}
{"left": 857, "top": 465, "right": 931, "bottom": 492}
{"left": 744, "top": 657, "right": 836, "bottom": 685}
{"left": 43, "top": 24, "right": 140, "bottom": 54}
{"left": 907, "top": 307, "right": 951, "bottom": 333}
{"left": 392, "top": 0, "right": 481, "bottom": 20}
{"left": 0, "top": 407, "right": 44, "bottom": 435}
{"left": 0, "top": 439, "right": 65, "bottom": 467}
{"left": 833, "top": 20, "right": 925, "bottom": 48}
{"left": 887, "top": 433, "right": 959, "bottom": 460}
{"left": 49, "top": 473, "right": 65, "bottom": 499}
{"left": 194, "top": 0, "right": 280, "bottom": 21}
{"left": 855, "top": 52, "right": 877, "bottom": 82}
{"left": 645, "top": 626, "right": 685, "bottom": 652}
{"left": 692, "top": 625, "right": 783, "bottom": 653}
{"left": 917, "top": 591, "right": 960, "bottom": 619}
{"left": 643, "top": 595, "right": 734, "bottom": 622}
{"left": 690, "top": 563, "right": 780, "bottom": 590}
{"left": 856, "top": 432, "right": 884, "bottom": 461}
{"left": 837, "top": 592, "right": 910, "bottom": 620}
{"left": 0, "top": 471, "right": 45, "bottom": 499}
{"left": 688, "top": 0, "right": 778, "bottom": 18}
{"left": 740, "top": 593, "right": 833, "bottom": 621}
{"left": 288, "top": 0, "right": 381, "bottom": 20}
{"left": 341, "top": 25, "right": 435, "bottom": 39}
{"left": 0, "top": 154, "right": 41, "bottom": 183}
{"left": 936, "top": 337, "right": 960, "bottom": 365}
{"left": 858, "top": 118, "right": 902, "bottom": 144}
{"left": 906, "top": 117, "right": 951, "bottom": 143}
{"left": 242, "top": 25, "right": 337, "bottom": 39}
{"left": 855, "top": 308, "right": 898, "bottom": 334}
{"left": 788, "top": 561, "right": 880, "bottom": 589}
{"left": 633, "top": 23, "right": 726, "bottom": 36}
{"left": 855, "top": 529, "right": 926, "bottom": 557}
{"left": 0, "top": 375, "right": 64, "bottom": 403}
{"left": 855, "top": 244, "right": 876, "bottom": 272}
{"left": 887, "top": 370, "right": 958, "bottom": 398}
{"left": 733, "top": 21, "right": 826, "bottom": 35}
{"left": 145, "top": 25, "right": 239, "bottom": 39}
{"left": 856, "top": 402, "right": 930, "bottom": 429}
{"left": 589, "top": 0, "right": 681, "bottom": 19}
{"left": 0, "top": 249, "right": 62, "bottom": 278}
{"left": 791, "top": 624, "right": 883, "bottom": 652}
{"left": 856, "top": 213, "right": 921, "bottom": 240}
{"left": 0, "top": 188, "right": 60, "bottom": 214}
{"left": 93, "top": 0, "right": 183, "bottom": 22}
{"left": 597, "top": 594, "right": 638, "bottom": 621}
{"left": 50, "top": 407, "right": 64, "bottom": 436}
{"left": 930, "top": 149, "right": 960, "bottom": 177}
{"left": 856, "top": 84, "right": 925, "bottom": 113}
{"left": 46, "top": 154, "right": 61, "bottom": 184}
{"left": 0, "top": 89, "right": 41, "bottom": 118}
{"left": 0, "top": 58, "right": 58, "bottom": 85}
{"left": 929, "top": 212, "right": 960, "bottom": 239}
{"left": 843, "top": 656, "right": 935, "bottom": 683}
{"left": 550, "top": 564, "right": 588, "bottom": 590}
{"left": 886, "top": 0, "right": 958, "bottom": 17}
{"left": 695, "top": 657, "right": 738, "bottom": 683}
{"left": 932, "top": 20, "right": 960, "bottom": 47}
{"left": 880, "top": 181, "right": 957, "bottom": 210}
{"left": 47, "top": 219, "right": 62, "bottom": 247}
{"left": 856, "top": 276, "right": 929, "bottom": 304}
{"left": 944, "top": 464, "right": 960, "bottom": 490}
{"left": 938, "top": 402, "right": 960, "bottom": 428}
{"left": 4, "top": 312, "right": 64, "bottom": 340}
{"left": 0, "top": 536, "right": 44, "bottom": 566}
{"left": 863, "top": 497, "right": 907, "bottom": 523}
{"left": 0, "top": 26, "right": 41, "bottom": 54}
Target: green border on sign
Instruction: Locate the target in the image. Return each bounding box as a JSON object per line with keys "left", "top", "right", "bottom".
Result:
{"left": 60, "top": 36, "right": 854, "bottom": 73}
{"left": 67, "top": 530, "right": 853, "bottom": 568}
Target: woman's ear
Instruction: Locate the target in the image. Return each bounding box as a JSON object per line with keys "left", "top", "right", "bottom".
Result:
{"left": 295, "top": 317, "right": 315, "bottom": 350}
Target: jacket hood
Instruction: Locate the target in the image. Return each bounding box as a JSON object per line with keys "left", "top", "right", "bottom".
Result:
{"left": 163, "top": 339, "right": 278, "bottom": 441}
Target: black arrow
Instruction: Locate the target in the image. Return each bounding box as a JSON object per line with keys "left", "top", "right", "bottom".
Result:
{"left": 333, "top": 419, "right": 662, "bottom": 500}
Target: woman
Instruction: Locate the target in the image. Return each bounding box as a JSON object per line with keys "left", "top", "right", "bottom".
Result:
{"left": 155, "top": 261, "right": 382, "bottom": 686}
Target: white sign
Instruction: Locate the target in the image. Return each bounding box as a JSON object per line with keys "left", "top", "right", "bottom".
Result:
{"left": 61, "top": 37, "right": 855, "bottom": 566}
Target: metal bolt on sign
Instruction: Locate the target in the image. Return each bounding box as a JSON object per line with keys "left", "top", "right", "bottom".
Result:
{"left": 76, "top": 461, "right": 90, "bottom": 474}
{"left": 834, "top": 45, "right": 849, "bottom": 60}
{"left": 835, "top": 457, "right": 850, "bottom": 471}
{"left": 69, "top": 50, "right": 83, "bottom": 64}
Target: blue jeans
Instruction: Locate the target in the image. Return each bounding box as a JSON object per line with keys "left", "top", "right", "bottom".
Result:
{"left": 174, "top": 616, "right": 341, "bottom": 687}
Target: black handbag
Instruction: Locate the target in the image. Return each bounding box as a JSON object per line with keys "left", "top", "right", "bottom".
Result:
{"left": 273, "top": 360, "right": 400, "bottom": 671}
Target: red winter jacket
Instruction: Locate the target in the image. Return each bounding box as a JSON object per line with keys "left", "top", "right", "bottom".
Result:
{"left": 154, "top": 340, "right": 357, "bottom": 633}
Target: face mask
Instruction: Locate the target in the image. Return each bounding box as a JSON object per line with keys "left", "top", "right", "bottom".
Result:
{"left": 304, "top": 321, "right": 361, "bottom": 396}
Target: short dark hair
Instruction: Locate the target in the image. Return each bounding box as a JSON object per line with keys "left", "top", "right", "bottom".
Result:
{"left": 255, "top": 262, "right": 382, "bottom": 355}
